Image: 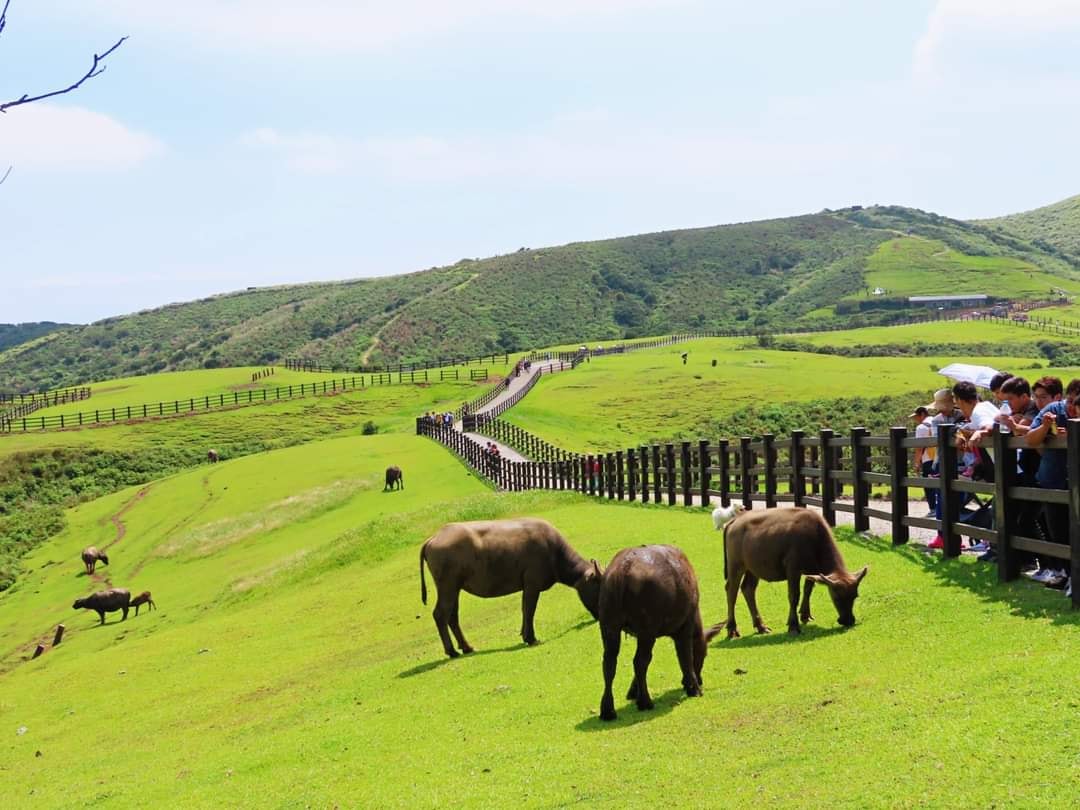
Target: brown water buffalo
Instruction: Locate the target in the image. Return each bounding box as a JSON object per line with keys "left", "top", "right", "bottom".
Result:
{"left": 384, "top": 465, "right": 404, "bottom": 491}
{"left": 130, "top": 591, "right": 156, "bottom": 615}
{"left": 81, "top": 546, "right": 109, "bottom": 575}
{"left": 419, "top": 518, "right": 601, "bottom": 658}
{"left": 597, "top": 545, "right": 706, "bottom": 721}
{"left": 709, "top": 508, "right": 868, "bottom": 640}
{"left": 73, "top": 588, "right": 131, "bottom": 625}
{"left": 207, "top": 449, "right": 219, "bottom": 463}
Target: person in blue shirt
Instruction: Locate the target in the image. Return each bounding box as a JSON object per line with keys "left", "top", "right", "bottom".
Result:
{"left": 1026, "top": 377, "right": 1080, "bottom": 546}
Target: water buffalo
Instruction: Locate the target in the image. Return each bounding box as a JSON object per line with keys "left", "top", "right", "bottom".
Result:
{"left": 73, "top": 588, "right": 131, "bottom": 625}
{"left": 709, "top": 507, "right": 868, "bottom": 639}
{"left": 207, "top": 449, "right": 219, "bottom": 463}
{"left": 81, "top": 546, "right": 109, "bottom": 575}
{"left": 384, "top": 465, "right": 404, "bottom": 491}
{"left": 597, "top": 545, "right": 707, "bottom": 721}
{"left": 130, "top": 591, "right": 156, "bottom": 615}
{"left": 419, "top": 518, "right": 601, "bottom": 658}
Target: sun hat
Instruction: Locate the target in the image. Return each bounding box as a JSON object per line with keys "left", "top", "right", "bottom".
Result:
{"left": 926, "top": 388, "right": 955, "bottom": 413}
{"left": 908, "top": 405, "right": 929, "bottom": 419}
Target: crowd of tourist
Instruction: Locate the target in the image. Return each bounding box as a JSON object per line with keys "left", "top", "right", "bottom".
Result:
{"left": 909, "top": 371, "right": 1078, "bottom": 597}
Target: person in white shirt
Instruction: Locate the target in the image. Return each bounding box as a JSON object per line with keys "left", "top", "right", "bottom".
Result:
{"left": 910, "top": 405, "right": 937, "bottom": 512}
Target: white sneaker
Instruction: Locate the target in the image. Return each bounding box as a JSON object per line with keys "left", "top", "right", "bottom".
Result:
{"left": 1066, "top": 579, "right": 1072, "bottom": 599}
{"left": 1030, "top": 569, "right": 1055, "bottom": 583}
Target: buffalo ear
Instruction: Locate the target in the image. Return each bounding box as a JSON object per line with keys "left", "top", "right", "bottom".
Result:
{"left": 804, "top": 573, "right": 832, "bottom": 585}
{"left": 854, "top": 565, "right": 869, "bottom": 585}
{"left": 591, "top": 559, "right": 602, "bottom": 578}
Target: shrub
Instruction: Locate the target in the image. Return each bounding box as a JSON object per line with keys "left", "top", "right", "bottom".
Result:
{"left": 361, "top": 421, "right": 378, "bottom": 435}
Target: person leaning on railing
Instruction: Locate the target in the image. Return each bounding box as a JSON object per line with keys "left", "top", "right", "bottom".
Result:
{"left": 1025, "top": 377, "right": 1080, "bottom": 548}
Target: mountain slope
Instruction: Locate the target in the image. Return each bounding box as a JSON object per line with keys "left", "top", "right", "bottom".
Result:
{"left": 0, "top": 322, "right": 72, "bottom": 353}
{"left": 974, "top": 194, "right": 1080, "bottom": 262}
{"left": 2, "top": 204, "right": 1077, "bottom": 392}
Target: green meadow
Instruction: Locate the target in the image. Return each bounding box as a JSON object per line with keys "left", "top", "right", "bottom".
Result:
{"left": 4, "top": 325, "right": 1080, "bottom": 808}
{"left": 500, "top": 339, "right": 1053, "bottom": 451}
{"left": 856, "top": 237, "right": 1080, "bottom": 299}
{"left": 2, "top": 442, "right": 1078, "bottom": 807}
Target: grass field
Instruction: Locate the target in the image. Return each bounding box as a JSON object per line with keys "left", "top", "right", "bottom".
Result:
{"left": 499, "top": 340, "right": 1055, "bottom": 450}
{"left": 793, "top": 319, "right": 1043, "bottom": 348}
{"left": 855, "top": 237, "right": 1080, "bottom": 300}
{"left": 2, "top": 440, "right": 1078, "bottom": 807}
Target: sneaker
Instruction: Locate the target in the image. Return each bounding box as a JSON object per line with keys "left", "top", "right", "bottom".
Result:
{"left": 927, "top": 534, "right": 944, "bottom": 550}
{"left": 1046, "top": 573, "right": 1069, "bottom": 590}
{"left": 968, "top": 541, "right": 990, "bottom": 553}
{"left": 1066, "top": 579, "right": 1072, "bottom": 599}
{"left": 977, "top": 549, "right": 996, "bottom": 563}
{"left": 1030, "top": 569, "right": 1055, "bottom": 583}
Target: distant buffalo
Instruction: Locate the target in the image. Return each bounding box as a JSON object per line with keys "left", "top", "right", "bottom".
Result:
{"left": 384, "top": 465, "right": 404, "bottom": 491}
{"left": 420, "top": 518, "right": 601, "bottom": 658}
{"left": 597, "top": 545, "right": 706, "bottom": 721}
{"left": 130, "top": 591, "right": 156, "bottom": 616}
{"left": 81, "top": 546, "right": 109, "bottom": 575}
{"left": 207, "top": 449, "right": 219, "bottom": 464}
{"left": 73, "top": 588, "right": 131, "bottom": 625}
{"left": 710, "top": 507, "right": 868, "bottom": 639}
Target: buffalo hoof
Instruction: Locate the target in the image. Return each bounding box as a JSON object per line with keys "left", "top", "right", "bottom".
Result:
{"left": 460, "top": 645, "right": 474, "bottom": 655}
{"left": 636, "top": 697, "right": 655, "bottom": 712}
{"left": 787, "top": 623, "right": 801, "bottom": 635}
{"left": 726, "top": 628, "right": 740, "bottom": 640}
{"left": 800, "top": 613, "right": 814, "bottom": 625}
{"left": 754, "top": 624, "right": 771, "bottom": 635}
{"left": 446, "top": 649, "right": 460, "bottom": 659}
{"left": 683, "top": 680, "right": 702, "bottom": 697}
{"left": 600, "top": 697, "right": 617, "bottom": 722}
{"left": 523, "top": 637, "right": 539, "bottom": 646}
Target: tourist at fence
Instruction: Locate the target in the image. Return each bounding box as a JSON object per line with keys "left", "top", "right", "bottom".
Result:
{"left": 988, "top": 371, "right": 1013, "bottom": 420}
{"left": 926, "top": 388, "right": 970, "bottom": 550}
{"left": 1026, "top": 378, "right": 1080, "bottom": 558}
{"left": 909, "top": 405, "right": 937, "bottom": 514}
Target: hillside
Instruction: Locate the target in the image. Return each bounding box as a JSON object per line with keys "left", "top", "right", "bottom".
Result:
{"left": 975, "top": 193, "right": 1080, "bottom": 261}
{"left": 0, "top": 322, "right": 72, "bottom": 353}
{"left": 3, "top": 203, "right": 1079, "bottom": 392}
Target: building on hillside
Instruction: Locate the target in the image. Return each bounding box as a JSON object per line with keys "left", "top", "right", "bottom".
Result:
{"left": 908, "top": 294, "right": 989, "bottom": 309}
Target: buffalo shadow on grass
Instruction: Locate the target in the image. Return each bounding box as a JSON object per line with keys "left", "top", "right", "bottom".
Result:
{"left": 709, "top": 623, "right": 850, "bottom": 650}
{"left": 398, "top": 615, "right": 596, "bottom": 678}
{"left": 843, "top": 530, "right": 1080, "bottom": 628}
{"left": 575, "top": 687, "right": 685, "bottom": 731}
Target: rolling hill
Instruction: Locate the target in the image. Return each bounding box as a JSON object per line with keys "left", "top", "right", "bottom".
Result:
{"left": 0, "top": 322, "right": 72, "bottom": 353}
{"left": 976, "top": 193, "right": 1080, "bottom": 261}
{"left": 2, "top": 202, "right": 1078, "bottom": 393}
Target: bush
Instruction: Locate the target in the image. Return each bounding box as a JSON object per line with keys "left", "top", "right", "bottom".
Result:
{"left": 361, "top": 421, "right": 378, "bottom": 435}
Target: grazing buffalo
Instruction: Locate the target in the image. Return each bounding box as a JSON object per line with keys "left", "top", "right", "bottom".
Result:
{"left": 384, "top": 465, "right": 404, "bottom": 491}
{"left": 73, "top": 588, "right": 131, "bottom": 625}
{"left": 130, "top": 591, "right": 156, "bottom": 615}
{"left": 597, "top": 545, "right": 706, "bottom": 721}
{"left": 709, "top": 507, "right": 868, "bottom": 640}
{"left": 207, "top": 449, "right": 219, "bottom": 463}
{"left": 419, "top": 518, "right": 601, "bottom": 658}
{"left": 81, "top": 546, "right": 109, "bottom": 575}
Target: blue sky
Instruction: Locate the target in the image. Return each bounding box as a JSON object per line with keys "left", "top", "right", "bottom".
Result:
{"left": 2, "top": 0, "right": 1079, "bottom": 324}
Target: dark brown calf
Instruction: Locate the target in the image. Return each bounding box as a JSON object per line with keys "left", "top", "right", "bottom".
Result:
{"left": 708, "top": 508, "right": 868, "bottom": 640}
{"left": 73, "top": 588, "right": 131, "bottom": 625}
{"left": 597, "top": 545, "right": 706, "bottom": 721}
{"left": 207, "top": 449, "right": 219, "bottom": 463}
{"left": 130, "top": 591, "right": 156, "bottom": 615}
{"left": 384, "top": 465, "right": 404, "bottom": 491}
{"left": 81, "top": 546, "right": 109, "bottom": 575}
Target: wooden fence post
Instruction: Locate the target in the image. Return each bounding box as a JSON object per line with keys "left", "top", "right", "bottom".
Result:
{"left": 889, "top": 427, "right": 909, "bottom": 545}
{"left": 32, "top": 644, "right": 45, "bottom": 659}
{"left": 52, "top": 625, "right": 65, "bottom": 646}
{"left": 607, "top": 453, "right": 617, "bottom": 499}
{"left": 938, "top": 424, "right": 960, "bottom": 557}
{"left": 640, "top": 446, "right": 650, "bottom": 503}
{"left": 616, "top": 451, "right": 625, "bottom": 500}
{"left": 699, "top": 440, "right": 710, "bottom": 507}
{"left": 717, "top": 439, "right": 730, "bottom": 507}
{"left": 851, "top": 427, "right": 870, "bottom": 532}
{"left": 820, "top": 429, "right": 836, "bottom": 527}
{"left": 1068, "top": 420, "right": 1080, "bottom": 607}
{"left": 587, "top": 455, "right": 596, "bottom": 496}
{"left": 627, "top": 449, "right": 637, "bottom": 501}
{"left": 992, "top": 426, "right": 1015, "bottom": 576}
{"left": 681, "top": 441, "right": 693, "bottom": 506}
{"left": 652, "top": 445, "right": 662, "bottom": 503}
{"left": 740, "top": 437, "right": 753, "bottom": 511}
{"left": 791, "top": 431, "right": 805, "bottom": 508}
{"left": 763, "top": 434, "right": 776, "bottom": 509}
{"left": 665, "top": 444, "right": 676, "bottom": 506}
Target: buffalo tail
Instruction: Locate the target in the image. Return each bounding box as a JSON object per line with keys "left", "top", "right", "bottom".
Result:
{"left": 420, "top": 542, "right": 428, "bottom": 605}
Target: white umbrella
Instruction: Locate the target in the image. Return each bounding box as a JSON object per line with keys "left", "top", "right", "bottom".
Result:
{"left": 937, "top": 362, "right": 1001, "bottom": 389}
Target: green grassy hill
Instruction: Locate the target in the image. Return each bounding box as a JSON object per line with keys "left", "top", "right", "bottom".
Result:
{"left": 0, "top": 323, "right": 72, "bottom": 354}
{"left": 4, "top": 200, "right": 1080, "bottom": 393}
{"left": 976, "top": 193, "right": 1080, "bottom": 261}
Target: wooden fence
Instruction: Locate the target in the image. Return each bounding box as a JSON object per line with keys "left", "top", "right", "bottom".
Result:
{"left": 418, "top": 418, "right": 1080, "bottom": 607}
{"left": 458, "top": 361, "right": 573, "bottom": 423}
{"left": 285, "top": 354, "right": 510, "bottom": 375}
{"left": 0, "top": 386, "right": 91, "bottom": 424}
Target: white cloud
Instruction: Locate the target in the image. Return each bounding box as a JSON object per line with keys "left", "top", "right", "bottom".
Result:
{"left": 0, "top": 104, "right": 164, "bottom": 171}
{"left": 915, "top": 0, "right": 1080, "bottom": 76}
{"left": 64, "top": 0, "right": 691, "bottom": 53}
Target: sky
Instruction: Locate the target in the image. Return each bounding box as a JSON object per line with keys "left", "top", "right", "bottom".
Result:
{"left": 1, "top": 0, "right": 1079, "bottom": 324}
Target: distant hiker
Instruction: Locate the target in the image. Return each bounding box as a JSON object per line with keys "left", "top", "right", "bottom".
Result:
{"left": 680, "top": 352, "right": 688, "bottom": 365}
{"left": 207, "top": 449, "right": 219, "bottom": 464}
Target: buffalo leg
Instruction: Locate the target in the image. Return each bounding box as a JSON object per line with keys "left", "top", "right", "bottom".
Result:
{"left": 724, "top": 563, "right": 745, "bottom": 639}
{"left": 786, "top": 576, "right": 801, "bottom": 634}
{"left": 520, "top": 589, "right": 540, "bottom": 645}
{"left": 122, "top": 606, "right": 129, "bottom": 621}
{"left": 799, "top": 578, "right": 816, "bottom": 624}
{"left": 432, "top": 588, "right": 461, "bottom": 658}
{"left": 741, "top": 573, "right": 770, "bottom": 634}
{"left": 448, "top": 598, "right": 474, "bottom": 655}
{"left": 626, "top": 635, "right": 656, "bottom": 711}
{"left": 96, "top": 609, "right": 105, "bottom": 625}
{"left": 675, "top": 626, "right": 703, "bottom": 697}
{"left": 600, "top": 626, "right": 621, "bottom": 721}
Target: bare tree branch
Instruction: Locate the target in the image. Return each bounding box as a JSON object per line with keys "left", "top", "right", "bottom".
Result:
{"left": 0, "top": 1, "right": 10, "bottom": 40}
{"left": 0, "top": 166, "right": 11, "bottom": 185}
{"left": 1, "top": 35, "right": 127, "bottom": 113}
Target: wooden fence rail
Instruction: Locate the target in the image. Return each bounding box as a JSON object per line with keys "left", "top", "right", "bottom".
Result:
{"left": 418, "top": 418, "right": 1080, "bottom": 607}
